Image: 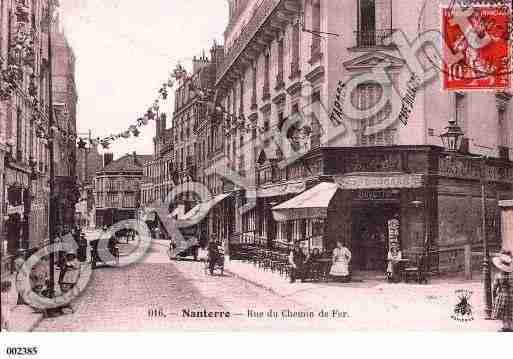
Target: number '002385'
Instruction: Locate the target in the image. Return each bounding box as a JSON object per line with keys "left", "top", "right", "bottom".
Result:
{"left": 5, "top": 347, "right": 39, "bottom": 356}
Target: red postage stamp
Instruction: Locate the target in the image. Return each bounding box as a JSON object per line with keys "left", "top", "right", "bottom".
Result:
{"left": 442, "top": 5, "right": 511, "bottom": 91}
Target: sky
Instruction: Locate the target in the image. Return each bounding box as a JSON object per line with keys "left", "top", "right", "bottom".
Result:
{"left": 58, "top": 0, "right": 228, "bottom": 159}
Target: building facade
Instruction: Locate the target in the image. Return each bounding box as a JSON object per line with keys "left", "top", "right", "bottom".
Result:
{"left": 213, "top": 0, "right": 513, "bottom": 273}
{"left": 0, "top": 0, "right": 71, "bottom": 256}
{"left": 51, "top": 20, "right": 79, "bottom": 234}
{"left": 94, "top": 152, "right": 152, "bottom": 228}
{"left": 76, "top": 134, "right": 103, "bottom": 228}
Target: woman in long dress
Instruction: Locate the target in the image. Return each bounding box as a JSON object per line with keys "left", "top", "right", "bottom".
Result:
{"left": 330, "top": 241, "right": 351, "bottom": 282}
{"left": 386, "top": 242, "right": 402, "bottom": 283}
{"left": 492, "top": 250, "right": 513, "bottom": 332}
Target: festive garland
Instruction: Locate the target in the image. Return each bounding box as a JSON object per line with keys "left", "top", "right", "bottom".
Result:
{"left": 75, "top": 64, "right": 189, "bottom": 149}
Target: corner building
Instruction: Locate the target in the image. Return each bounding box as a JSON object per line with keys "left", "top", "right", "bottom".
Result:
{"left": 215, "top": 0, "right": 513, "bottom": 275}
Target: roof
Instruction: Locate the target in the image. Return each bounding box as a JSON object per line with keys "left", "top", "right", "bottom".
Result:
{"left": 99, "top": 153, "right": 153, "bottom": 173}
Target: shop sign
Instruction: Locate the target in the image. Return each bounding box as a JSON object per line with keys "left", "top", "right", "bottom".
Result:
{"left": 439, "top": 156, "right": 513, "bottom": 183}
{"left": 354, "top": 190, "right": 400, "bottom": 201}
{"left": 388, "top": 218, "right": 400, "bottom": 244}
{"left": 337, "top": 173, "right": 423, "bottom": 189}
{"left": 343, "top": 153, "right": 403, "bottom": 173}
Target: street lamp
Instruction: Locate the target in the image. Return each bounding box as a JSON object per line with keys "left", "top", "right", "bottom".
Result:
{"left": 440, "top": 119, "right": 493, "bottom": 319}
{"left": 440, "top": 119, "right": 464, "bottom": 152}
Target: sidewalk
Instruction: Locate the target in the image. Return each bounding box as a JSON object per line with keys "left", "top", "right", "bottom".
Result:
{"left": 224, "top": 257, "right": 502, "bottom": 331}
{"left": 2, "top": 274, "right": 44, "bottom": 332}
{"left": 2, "top": 259, "right": 90, "bottom": 332}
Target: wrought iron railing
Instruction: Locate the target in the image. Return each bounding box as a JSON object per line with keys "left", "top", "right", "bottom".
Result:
{"left": 216, "top": 0, "right": 283, "bottom": 84}
{"left": 354, "top": 28, "right": 395, "bottom": 48}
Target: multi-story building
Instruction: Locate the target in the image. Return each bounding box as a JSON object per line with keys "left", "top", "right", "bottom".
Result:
{"left": 141, "top": 127, "right": 173, "bottom": 208}
{"left": 76, "top": 135, "right": 103, "bottom": 228}
{"left": 214, "top": 0, "right": 513, "bottom": 274}
{"left": 0, "top": 0, "right": 57, "bottom": 256}
{"left": 94, "top": 152, "right": 152, "bottom": 227}
{"left": 51, "top": 19, "right": 79, "bottom": 234}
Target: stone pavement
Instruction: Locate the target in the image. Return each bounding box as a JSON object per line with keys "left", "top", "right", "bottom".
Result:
{"left": 224, "top": 257, "right": 503, "bottom": 331}
{"left": 1, "top": 275, "right": 44, "bottom": 332}
{"left": 1, "top": 231, "right": 100, "bottom": 332}
{"left": 34, "top": 242, "right": 318, "bottom": 331}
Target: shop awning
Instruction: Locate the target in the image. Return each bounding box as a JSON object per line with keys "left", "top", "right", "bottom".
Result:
{"left": 178, "top": 193, "right": 233, "bottom": 227}
{"left": 272, "top": 182, "right": 339, "bottom": 222}
{"left": 335, "top": 172, "right": 424, "bottom": 190}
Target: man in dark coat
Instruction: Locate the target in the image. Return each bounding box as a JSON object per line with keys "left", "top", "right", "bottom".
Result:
{"left": 207, "top": 239, "right": 221, "bottom": 275}
{"left": 288, "top": 243, "right": 307, "bottom": 283}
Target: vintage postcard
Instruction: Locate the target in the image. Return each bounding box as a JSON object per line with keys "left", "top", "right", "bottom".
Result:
{"left": 1, "top": 0, "right": 513, "bottom": 342}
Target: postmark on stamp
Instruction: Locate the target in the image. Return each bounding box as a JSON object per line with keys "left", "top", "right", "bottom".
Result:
{"left": 441, "top": 3, "right": 511, "bottom": 90}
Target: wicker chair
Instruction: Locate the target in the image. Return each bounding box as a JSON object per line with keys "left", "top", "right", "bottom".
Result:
{"left": 403, "top": 255, "right": 429, "bottom": 284}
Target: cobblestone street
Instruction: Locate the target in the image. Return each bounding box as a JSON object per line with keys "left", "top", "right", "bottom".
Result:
{"left": 30, "top": 240, "right": 503, "bottom": 332}
{"left": 34, "top": 242, "right": 321, "bottom": 331}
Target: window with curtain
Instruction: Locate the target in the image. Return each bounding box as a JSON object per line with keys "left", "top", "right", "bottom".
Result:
{"left": 263, "top": 50, "right": 270, "bottom": 98}
{"left": 358, "top": 0, "right": 376, "bottom": 46}
{"left": 240, "top": 78, "right": 244, "bottom": 114}
{"left": 290, "top": 18, "right": 300, "bottom": 77}
{"left": 353, "top": 83, "right": 395, "bottom": 146}
{"left": 252, "top": 63, "right": 257, "bottom": 105}
{"left": 277, "top": 37, "right": 284, "bottom": 86}
{"left": 311, "top": 0, "right": 321, "bottom": 54}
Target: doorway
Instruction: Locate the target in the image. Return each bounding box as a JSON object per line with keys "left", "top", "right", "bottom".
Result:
{"left": 351, "top": 203, "right": 400, "bottom": 272}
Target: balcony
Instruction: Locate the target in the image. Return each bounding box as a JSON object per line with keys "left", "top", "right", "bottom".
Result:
{"left": 216, "top": 0, "right": 300, "bottom": 87}
{"left": 354, "top": 29, "right": 396, "bottom": 49}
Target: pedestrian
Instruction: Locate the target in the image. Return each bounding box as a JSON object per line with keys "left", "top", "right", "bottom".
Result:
{"left": 78, "top": 232, "right": 88, "bottom": 262}
{"left": 492, "top": 250, "right": 513, "bottom": 332}
{"left": 386, "top": 242, "right": 402, "bottom": 283}
{"left": 329, "top": 240, "right": 352, "bottom": 283}
{"left": 14, "top": 253, "right": 26, "bottom": 305}
{"left": 207, "top": 239, "right": 221, "bottom": 275}
{"left": 1, "top": 279, "right": 12, "bottom": 331}
{"left": 288, "top": 243, "right": 307, "bottom": 283}
{"left": 108, "top": 232, "right": 119, "bottom": 265}
{"left": 57, "top": 251, "right": 80, "bottom": 315}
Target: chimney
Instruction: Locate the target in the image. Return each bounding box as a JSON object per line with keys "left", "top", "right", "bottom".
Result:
{"left": 103, "top": 152, "right": 114, "bottom": 167}
{"left": 210, "top": 42, "right": 224, "bottom": 67}
{"left": 192, "top": 53, "right": 209, "bottom": 74}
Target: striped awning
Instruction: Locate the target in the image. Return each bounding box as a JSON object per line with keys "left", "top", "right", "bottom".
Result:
{"left": 272, "top": 182, "right": 339, "bottom": 222}
{"left": 177, "top": 193, "right": 233, "bottom": 227}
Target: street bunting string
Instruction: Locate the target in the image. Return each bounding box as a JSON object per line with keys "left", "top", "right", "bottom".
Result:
{"left": 74, "top": 63, "right": 189, "bottom": 149}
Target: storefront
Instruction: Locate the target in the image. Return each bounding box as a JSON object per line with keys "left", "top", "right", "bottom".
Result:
{"left": 262, "top": 146, "right": 513, "bottom": 276}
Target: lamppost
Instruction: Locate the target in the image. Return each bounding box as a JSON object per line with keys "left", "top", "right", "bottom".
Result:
{"left": 440, "top": 118, "right": 493, "bottom": 319}
{"left": 45, "top": 0, "right": 57, "bottom": 300}
{"left": 21, "top": 157, "right": 37, "bottom": 254}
